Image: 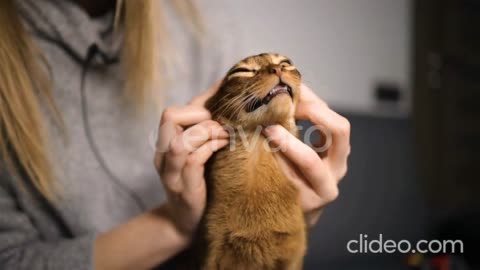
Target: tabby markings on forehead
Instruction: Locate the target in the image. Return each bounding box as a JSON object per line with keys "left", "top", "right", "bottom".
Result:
{"left": 270, "top": 55, "right": 297, "bottom": 70}
{"left": 242, "top": 62, "right": 261, "bottom": 70}
{"left": 270, "top": 54, "right": 286, "bottom": 64}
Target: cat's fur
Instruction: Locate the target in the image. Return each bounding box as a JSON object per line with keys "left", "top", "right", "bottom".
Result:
{"left": 202, "top": 53, "right": 306, "bottom": 270}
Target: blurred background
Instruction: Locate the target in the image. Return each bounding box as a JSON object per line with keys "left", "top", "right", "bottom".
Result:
{"left": 222, "top": 0, "right": 480, "bottom": 269}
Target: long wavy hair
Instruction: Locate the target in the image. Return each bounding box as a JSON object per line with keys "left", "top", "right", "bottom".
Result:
{"left": 0, "top": 0, "right": 201, "bottom": 200}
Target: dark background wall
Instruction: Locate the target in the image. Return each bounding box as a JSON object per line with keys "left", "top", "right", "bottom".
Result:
{"left": 303, "top": 113, "right": 429, "bottom": 270}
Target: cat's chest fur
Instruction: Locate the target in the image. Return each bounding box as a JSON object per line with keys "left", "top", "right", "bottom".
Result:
{"left": 199, "top": 52, "right": 306, "bottom": 269}
{"left": 206, "top": 131, "right": 302, "bottom": 230}
{"left": 201, "top": 127, "right": 306, "bottom": 269}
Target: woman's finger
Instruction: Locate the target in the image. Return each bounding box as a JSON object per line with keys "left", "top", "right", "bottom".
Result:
{"left": 182, "top": 139, "right": 229, "bottom": 194}
{"left": 296, "top": 84, "right": 351, "bottom": 179}
{"left": 155, "top": 105, "right": 213, "bottom": 171}
{"left": 160, "top": 149, "right": 187, "bottom": 193}
{"left": 160, "top": 105, "right": 212, "bottom": 126}
{"left": 170, "top": 120, "right": 229, "bottom": 154}
{"left": 273, "top": 152, "right": 327, "bottom": 211}
{"left": 305, "top": 208, "right": 324, "bottom": 227}
{"left": 157, "top": 105, "right": 211, "bottom": 157}
{"left": 263, "top": 125, "right": 338, "bottom": 203}
{"left": 161, "top": 120, "right": 228, "bottom": 193}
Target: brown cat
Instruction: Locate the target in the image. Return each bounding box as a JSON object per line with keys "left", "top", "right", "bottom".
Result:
{"left": 201, "top": 53, "right": 306, "bottom": 270}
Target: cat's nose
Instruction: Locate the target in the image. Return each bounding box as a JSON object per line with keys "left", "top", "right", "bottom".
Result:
{"left": 268, "top": 66, "right": 282, "bottom": 77}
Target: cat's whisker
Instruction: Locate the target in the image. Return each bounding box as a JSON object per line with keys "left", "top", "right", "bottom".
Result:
{"left": 212, "top": 93, "right": 242, "bottom": 117}
{"left": 234, "top": 93, "right": 257, "bottom": 119}
{"left": 214, "top": 93, "right": 245, "bottom": 118}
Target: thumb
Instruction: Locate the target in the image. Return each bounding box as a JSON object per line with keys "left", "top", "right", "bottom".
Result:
{"left": 262, "top": 125, "right": 292, "bottom": 150}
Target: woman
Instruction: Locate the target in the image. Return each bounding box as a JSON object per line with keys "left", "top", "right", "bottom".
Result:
{"left": 0, "top": 0, "right": 350, "bottom": 269}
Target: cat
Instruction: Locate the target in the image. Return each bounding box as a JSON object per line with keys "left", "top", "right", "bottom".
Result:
{"left": 201, "top": 53, "right": 306, "bottom": 270}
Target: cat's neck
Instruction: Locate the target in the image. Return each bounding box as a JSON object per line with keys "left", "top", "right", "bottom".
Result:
{"left": 224, "top": 118, "right": 297, "bottom": 135}
{"left": 228, "top": 120, "right": 297, "bottom": 157}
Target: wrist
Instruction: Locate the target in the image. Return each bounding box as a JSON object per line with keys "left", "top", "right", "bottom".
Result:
{"left": 94, "top": 206, "right": 192, "bottom": 270}
{"left": 151, "top": 204, "right": 193, "bottom": 249}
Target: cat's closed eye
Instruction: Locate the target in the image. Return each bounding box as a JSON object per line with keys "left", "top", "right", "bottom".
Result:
{"left": 279, "top": 59, "right": 296, "bottom": 71}
{"left": 279, "top": 59, "right": 292, "bottom": 66}
{"left": 227, "top": 67, "right": 257, "bottom": 79}
{"left": 228, "top": 67, "right": 255, "bottom": 75}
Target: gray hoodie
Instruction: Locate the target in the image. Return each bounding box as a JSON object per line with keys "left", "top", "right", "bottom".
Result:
{"left": 0, "top": 0, "right": 240, "bottom": 269}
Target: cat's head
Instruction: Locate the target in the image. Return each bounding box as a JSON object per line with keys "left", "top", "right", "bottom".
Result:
{"left": 206, "top": 53, "right": 301, "bottom": 129}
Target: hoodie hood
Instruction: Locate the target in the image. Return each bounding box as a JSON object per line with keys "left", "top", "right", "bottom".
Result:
{"left": 16, "top": 0, "right": 121, "bottom": 64}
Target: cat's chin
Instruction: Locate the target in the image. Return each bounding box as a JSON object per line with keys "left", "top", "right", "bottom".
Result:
{"left": 267, "top": 92, "right": 293, "bottom": 106}
{"left": 260, "top": 95, "right": 295, "bottom": 125}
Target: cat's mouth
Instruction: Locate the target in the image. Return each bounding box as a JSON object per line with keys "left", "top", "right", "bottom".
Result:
{"left": 262, "top": 83, "right": 293, "bottom": 104}
{"left": 245, "top": 83, "right": 293, "bottom": 112}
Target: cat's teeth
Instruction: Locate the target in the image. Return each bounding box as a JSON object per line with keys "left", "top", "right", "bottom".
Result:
{"left": 262, "top": 83, "right": 292, "bottom": 105}
{"left": 268, "top": 85, "right": 288, "bottom": 96}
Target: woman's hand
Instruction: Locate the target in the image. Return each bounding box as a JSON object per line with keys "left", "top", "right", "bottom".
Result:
{"left": 94, "top": 85, "right": 228, "bottom": 270}
{"left": 263, "top": 84, "right": 351, "bottom": 227}
{"left": 154, "top": 83, "right": 229, "bottom": 242}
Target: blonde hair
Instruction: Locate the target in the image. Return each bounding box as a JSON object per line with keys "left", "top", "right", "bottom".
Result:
{"left": 0, "top": 0, "right": 201, "bottom": 200}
